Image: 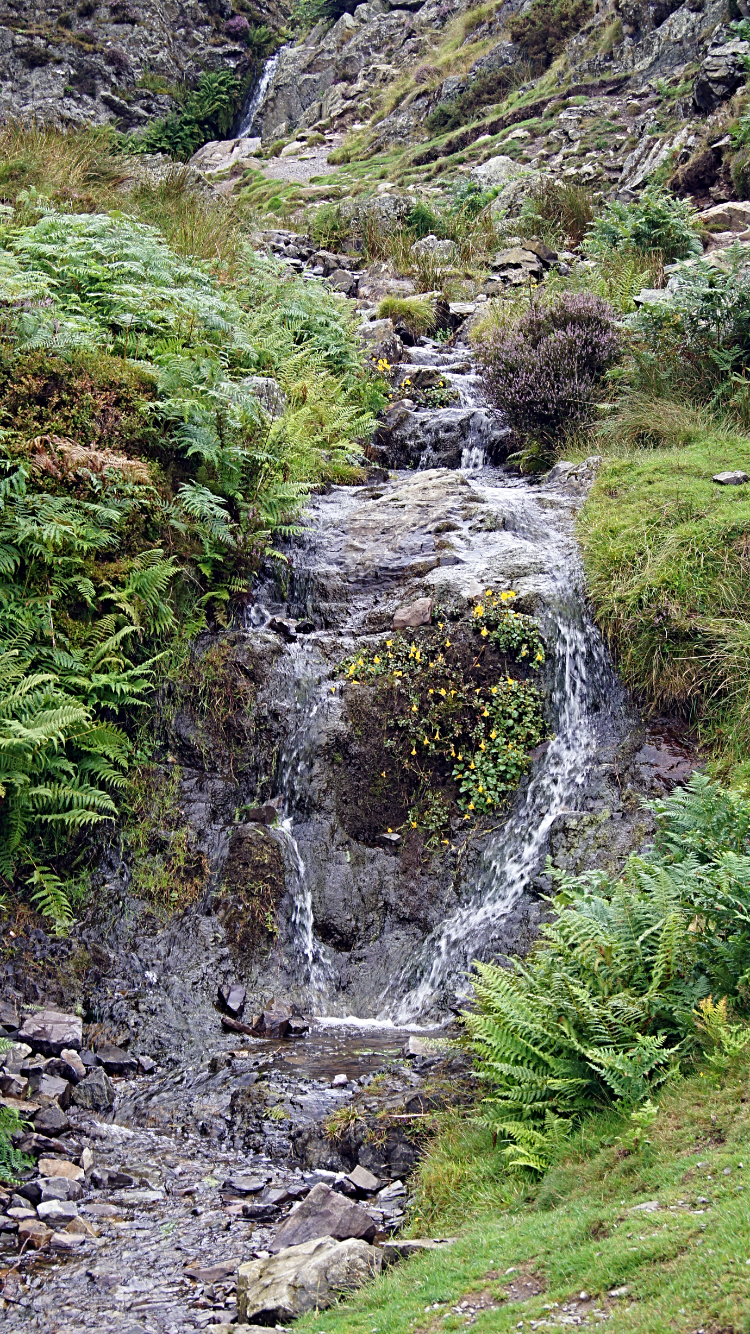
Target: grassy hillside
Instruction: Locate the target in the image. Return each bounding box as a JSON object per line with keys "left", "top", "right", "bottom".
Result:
{"left": 296, "top": 1056, "right": 750, "bottom": 1334}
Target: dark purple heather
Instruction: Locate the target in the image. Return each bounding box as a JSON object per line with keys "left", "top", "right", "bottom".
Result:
{"left": 475, "top": 292, "right": 621, "bottom": 441}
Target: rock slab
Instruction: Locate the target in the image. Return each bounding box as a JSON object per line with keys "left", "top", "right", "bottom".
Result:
{"left": 17, "top": 1011, "right": 82, "bottom": 1056}
{"left": 237, "top": 1235, "right": 382, "bottom": 1322}
{"left": 270, "top": 1181, "right": 377, "bottom": 1251}
{"left": 713, "top": 470, "right": 749, "bottom": 485}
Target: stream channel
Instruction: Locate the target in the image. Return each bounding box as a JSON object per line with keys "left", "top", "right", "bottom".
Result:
{"left": 0, "top": 334, "right": 697, "bottom": 1331}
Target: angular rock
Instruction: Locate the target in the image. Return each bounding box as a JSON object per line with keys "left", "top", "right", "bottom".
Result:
{"left": 287, "top": 1015, "right": 310, "bottom": 1037}
{"left": 713, "top": 470, "right": 749, "bottom": 485}
{"left": 39, "top": 1156, "right": 83, "bottom": 1181}
{"left": 347, "top": 1164, "right": 380, "bottom": 1193}
{"left": 94, "top": 1043, "right": 137, "bottom": 1077}
{"left": 17, "top": 1010, "right": 82, "bottom": 1057}
{"left": 237, "top": 1235, "right": 382, "bottom": 1322}
{"left": 327, "top": 268, "right": 358, "bottom": 296}
{"left": 46, "top": 1053, "right": 83, "bottom": 1085}
{"left": 137, "top": 1055, "right": 156, "bottom": 1075}
{"left": 218, "top": 983, "right": 247, "bottom": 1017}
{"left": 694, "top": 38, "right": 750, "bottom": 111}
{"left": 71, "top": 1067, "right": 115, "bottom": 1111}
{"left": 183, "top": 1258, "right": 243, "bottom": 1283}
{"left": 698, "top": 201, "right": 750, "bottom": 232}
{"left": 381, "top": 1237, "right": 456, "bottom": 1264}
{"left": 392, "top": 597, "right": 433, "bottom": 630}
{"left": 17, "top": 1219, "right": 51, "bottom": 1249}
{"left": 222, "top": 1174, "right": 267, "bottom": 1196}
{"left": 16, "top": 1133, "right": 73, "bottom": 1158}
{"left": 49, "top": 1229, "right": 86, "bottom": 1250}
{"left": 27, "top": 1071, "right": 71, "bottom": 1107}
{"left": 38, "top": 1197, "right": 79, "bottom": 1225}
{"left": 40, "top": 1177, "right": 84, "bottom": 1203}
{"left": 490, "top": 247, "right": 544, "bottom": 273}
{"left": 270, "top": 1181, "right": 377, "bottom": 1252}
{"left": 32, "top": 1104, "right": 71, "bottom": 1135}
{"left": 0, "top": 1215, "right": 18, "bottom": 1232}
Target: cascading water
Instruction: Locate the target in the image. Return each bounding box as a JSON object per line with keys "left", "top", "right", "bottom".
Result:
{"left": 387, "top": 583, "right": 627, "bottom": 1022}
{"left": 236, "top": 51, "right": 281, "bottom": 136}
{"left": 247, "top": 334, "right": 644, "bottom": 1024}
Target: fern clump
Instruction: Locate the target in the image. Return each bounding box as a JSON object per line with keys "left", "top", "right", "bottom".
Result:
{"left": 467, "top": 775, "right": 750, "bottom": 1171}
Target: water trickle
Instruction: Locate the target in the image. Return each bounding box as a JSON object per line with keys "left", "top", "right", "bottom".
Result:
{"left": 237, "top": 51, "right": 281, "bottom": 136}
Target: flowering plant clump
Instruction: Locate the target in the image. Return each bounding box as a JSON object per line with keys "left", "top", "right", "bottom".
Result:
{"left": 336, "top": 590, "right": 549, "bottom": 835}
{"left": 475, "top": 292, "right": 620, "bottom": 444}
{"left": 471, "top": 589, "right": 545, "bottom": 665}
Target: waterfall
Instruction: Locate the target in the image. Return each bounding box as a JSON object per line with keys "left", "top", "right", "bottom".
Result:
{"left": 386, "top": 583, "right": 626, "bottom": 1022}
{"left": 237, "top": 52, "right": 280, "bottom": 137}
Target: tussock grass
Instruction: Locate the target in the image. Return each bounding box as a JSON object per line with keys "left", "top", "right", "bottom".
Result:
{"left": 377, "top": 295, "right": 437, "bottom": 336}
{"left": 0, "top": 122, "right": 127, "bottom": 209}
{"left": 580, "top": 423, "right": 750, "bottom": 769}
{"left": 126, "top": 166, "right": 249, "bottom": 272}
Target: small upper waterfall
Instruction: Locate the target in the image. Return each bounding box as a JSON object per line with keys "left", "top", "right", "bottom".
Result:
{"left": 237, "top": 52, "right": 281, "bottom": 137}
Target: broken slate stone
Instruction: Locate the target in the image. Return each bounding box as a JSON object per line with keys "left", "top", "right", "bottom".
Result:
{"left": 392, "top": 597, "right": 433, "bottom": 630}
{"left": 40, "top": 1177, "right": 84, "bottom": 1203}
{"left": 137, "top": 1054, "right": 156, "bottom": 1075}
{"left": 222, "top": 1174, "right": 267, "bottom": 1196}
{"left": 27, "top": 1071, "right": 71, "bottom": 1107}
{"left": 347, "top": 1165, "right": 380, "bottom": 1193}
{"left": 32, "top": 1104, "right": 71, "bottom": 1136}
{"left": 237, "top": 1235, "right": 382, "bottom": 1323}
{"left": 94, "top": 1043, "right": 137, "bottom": 1077}
{"left": 17, "top": 1010, "right": 82, "bottom": 1057}
{"left": 713, "top": 470, "right": 749, "bottom": 485}
{"left": 71, "top": 1067, "right": 115, "bottom": 1111}
{"left": 16, "top": 1133, "right": 73, "bottom": 1158}
{"left": 270, "top": 1181, "right": 377, "bottom": 1252}
{"left": 38, "top": 1157, "right": 84, "bottom": 1183}
{"left": 37, "top": 1198, "right": 79, "bottom": 1225}
{"left": 218, "top": 983, "right": 247, "bottom": 1017}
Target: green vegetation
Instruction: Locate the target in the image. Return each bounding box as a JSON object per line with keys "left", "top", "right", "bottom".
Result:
{"left": 585, "top": 188, "right": 703, "bottom": 264}
{"left": 377, "top": 295, "right": 437, "bottom": 337}
{"left": 127, "top": 70, "right": 245, "bottom": 162}
{"left": 295, "top": 779, "right": 750, "bottom": 1334}
{"left": 0, "top": 1041, "right": 33, "bottom": 1183}
{"left": 0, "top": 130, "right": 376, "bottom": 927}
{"left": 337, "top": 591, "right": 547, "bottom": 836}
{"left": 508, "top": 0, "right": 593, "bottom": 70}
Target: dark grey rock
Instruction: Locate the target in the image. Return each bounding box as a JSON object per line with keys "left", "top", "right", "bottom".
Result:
{"left": 270, "top": 1181, "right": 377, "bottom": 1252}
{"left": 95, "top": 1043, "right": 138, "bottom": 1077}
{"left": 71, "top": 1068, "right": 115, "bottom": 1111}
{"left": 17, "top": 1010, "right": 82, "bottom": 1057}
{"left": 713, "top": 470, "right": 749, "bottom": 485}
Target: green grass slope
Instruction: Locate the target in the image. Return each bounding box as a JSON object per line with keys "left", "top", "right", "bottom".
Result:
{"left": 296, "top": 1058, "right": 750, "bottom": 1334}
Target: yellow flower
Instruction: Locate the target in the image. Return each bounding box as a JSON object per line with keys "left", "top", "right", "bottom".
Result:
{"left": 469, "top": 761, "right": 475, "bottom": 770}
{"left": 374, "top": 655, "right": 380, "bottom": 663}
{"left": 442, "top": 838, "right": 449, "bottom": 845}
{"left": 415, "top": 651, "right": 421, "bottom": 661}
{"left": 445, "top": 640, "right": 451, "bottom": 647}
{"left": 480, "top": 627, "right": 488, "bottom": 638}
{"left": 439, "top": 688, "right": 446, "bottom": 696}
{"left": 387, "top": 827, "right": 392, "bottom": 833}
{"left": 479, "top": 741, "right": 486, "bottom": 751}
{"left": 381, "top": 771, "right": 386, "bottom": 778}
{"left": 536, "top": 652, "right": 544, "bottom": 662}
{"left": 428, "top": 688, "right": 434, "bottom": 694}
{"left": 386, "top": 640, "right": 393, "bottom": 647}
{"left": 411, "top": 746, "right": 417, "bottom": 755}
{"left": 463, "top": 814, "right": 470, "bottom": 820}
{"left": 412, "top": 820, "right": 417, "bottom": 827}
{"left": 395, "top": 671, "right": 402, "bottom": 677}
{"left": 485, "top": 589, "right": 492, "bottom": 596}
{"left": 411, "top": 704, "right": 418, "bottom": 712}
{"left": 468, "top": 802, "right": 475, "bottom": 810}
{"left": 438, "top": 621, "right": 444, "bottom": 629}
{"left": 478, "top": 785, "right": 483, "bottom": 793}
{"left": 491, "top": 686, "right": 497, "bottom": 694}
{"left": 482, "top": 708, "right": 489, "bottom": 717}
{"left": 474, "top": 604, "right": 484, "bottom": 618}
{"left": 457, "top": 753, "right": 462, "bottom": 761}
{"left": 490, "top": 729, "right": 497, "bottom": 739}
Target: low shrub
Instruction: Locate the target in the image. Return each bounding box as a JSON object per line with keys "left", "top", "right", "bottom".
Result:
{"left": 475, "top": 292, "right": 621, "bottom": 446}
{"left": 585, "top": 187, "right": 702, "bottom": 263}
{"left": 129, "top": 71, "right": 244, "bottom": 161}
{"left": 508, "top": 0, "right": 593, "bottom": 69}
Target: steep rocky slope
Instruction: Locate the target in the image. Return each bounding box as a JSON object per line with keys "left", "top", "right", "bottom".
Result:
{"left": 0, "top": 0, "right": 287, "bottom": 130}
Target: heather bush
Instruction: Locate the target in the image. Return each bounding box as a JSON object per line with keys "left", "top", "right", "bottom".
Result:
{"left": 475, "top": 292, "right": 621, "bottom": 446}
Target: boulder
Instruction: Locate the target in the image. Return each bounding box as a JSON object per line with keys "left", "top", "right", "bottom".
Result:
{"left": 17, "top": 1010, "right": 82, "bottom": 1057}
{"left": 392, "top": 597, "right": 433, "bottom": 630}
{"left": 32, "top": 1104, "right": 71, "bottom": 1136}
{"left": 27, "top": 1071, "right": 71, "bottom": 1107}
{"left": 410, "top": 235, "right": 456, "bottom": 262}
{"left": 37, "top": 1198, "right": 78, "bottom": 1225}
{"left": 694, "top": 37, "right": 750, "bottom": 111}
{"left": 713, "top": 470, "right": 749, "bottom": 484}
{"left": 71, "top": 1067, "right": 115, "bottom": 1111}
{"left": 38, "top": 1157, "right": 84, "bottom": 1183}
{"left": 237, "top": 1235, "right": 382, "bottom": 1323}
{"left": 40, "top": 1177, "right": 84, "bottom": 1203}
{"left": 470, "top": 154, "right": 520, "bottom": 187}
{"left": 94, "top": 1043, "right": 137, "bottom": 1077}
{"left": 347, "top": 1164, "right": 380, "bottom": 1193}
{"left": 327, "top": 268, "right": 359, "bottom": 296}
{"left": 698, "top": 201, "right": 750, "bottom": 232}
{"left": 17, "top": 1219, "right": 51, "bottom": 1249}
{"left": 16, "top": 1132, "right": 73, "bottom": 1158}
{"left": 270, "top": 1181, "right": 377, "bottom": 1252}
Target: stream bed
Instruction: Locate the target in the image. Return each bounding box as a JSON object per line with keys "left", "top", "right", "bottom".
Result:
{"left": 0, "top": 333, "right": 697, "bottom": 1330}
